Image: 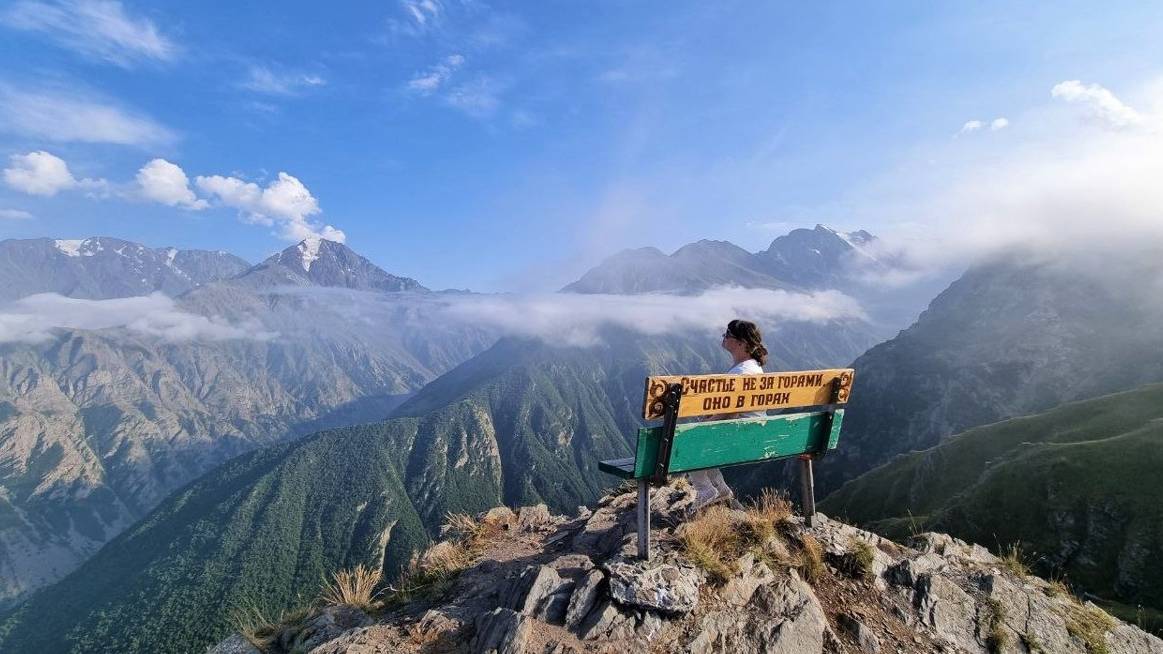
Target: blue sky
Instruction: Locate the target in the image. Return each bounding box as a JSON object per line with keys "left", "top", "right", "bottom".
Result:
{"left": 1, "top": 1, "right": 1162, "bottom": 291}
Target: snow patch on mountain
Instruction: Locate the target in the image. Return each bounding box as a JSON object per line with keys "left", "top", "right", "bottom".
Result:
{"left": 298, "top": 237, "right": 322, "bottom": 272}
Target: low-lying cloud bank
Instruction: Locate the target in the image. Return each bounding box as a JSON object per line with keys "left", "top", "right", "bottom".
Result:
{"left": 436, "top": 286, "right": 866, "bottom": 347}
{"left": 263, "top": 285, "right": 867, "bottom": 347}
{"left": 0, "top": 293, "right": 276, "bottom": 344}
{"left": 873, "top": 77, "right": 1163, "bottom": 278}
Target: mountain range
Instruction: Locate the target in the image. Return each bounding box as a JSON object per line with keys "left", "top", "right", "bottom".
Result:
{"left": 821, "top": 382, "right": 1163, "bottom": 621}
{"left": 0, "top": 237, "right": 250, "bottom": 301}
{"left": 813, "top": 254, "right": 1163, "bottom": 496}
{"left": 0, "top": 325, "right": 878, "bottom": 653}
{"left": 0, "top": 228, "right": 886, "bottom": 610}
{"left": 0, "top": 237, "right": 490, "bottom": 608}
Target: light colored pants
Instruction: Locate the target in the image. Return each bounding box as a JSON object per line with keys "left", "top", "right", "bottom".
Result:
{"left": 687, "top": 468, "right": 733, "bottom": 507}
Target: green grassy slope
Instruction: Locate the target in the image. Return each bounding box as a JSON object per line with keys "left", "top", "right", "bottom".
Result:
{"left": 821, "top": 383, "right": 1163, "bottom": 610}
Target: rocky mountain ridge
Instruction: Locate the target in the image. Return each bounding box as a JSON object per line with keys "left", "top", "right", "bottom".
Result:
{"left": 206, "top": 484, "right": 1163, "bottom": 654}
{"left": 562, "top": 225, "right": 883, "bottom": 296}
{"left": 0, "top": 236, "right": 250, "bottom": 301}
{"left": 0, "top": 237, "right": 491, "bottom": 607}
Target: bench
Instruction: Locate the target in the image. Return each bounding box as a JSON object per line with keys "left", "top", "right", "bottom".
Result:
{"left": 599, "top": 368, "right": 854, "bottom": 559}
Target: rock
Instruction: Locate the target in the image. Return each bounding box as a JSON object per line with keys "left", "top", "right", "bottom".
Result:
{"left": 885, "top": 553, "right": 945, "bottom": 589}
{"left": 473, "top": 608, "right": 533, "bottom": 654}
{"left": 415, "top": 608, "right": 465, "bottom": 641}
{"left": 283, "top": 604, "right": 372, "bottom": 653}
{"left": 575, "top": 506, "right": 593, "bottom": 520}
{"left": 579, "top": 600, "right": 635, "bottom": 641}
{"left": 548, "top": 553, "right": 595, "bottom": 578}
{"left": 721, "top": 552, "right": 775, "bottom": 606}
{"left": 517, "top": 504, "right": 553, "bottom": 530}
{"left": 565, "top": 569, "right": 606, "bottom": 630}
{"left": 750, "top": 571, "right": 828, "bottom": 653}
{"left": 837, "top": 613, "right": 881, "bottom": 653}
{"left": 505, "top": 565, "right": 570, "bottom": 617}
{"left": 605, "top": 559, "right": 700, "bottom": 614}
{"left": 911, "top": 532, "right": 998, "bottom": 566}
{"left": 535, "top": 589, "right": 573, "bottom": 624}
{"left": 205, "top": 633, "right": 260, "bottom": 654}
{"left": 636, "top": 610, "right": 665, "bottom": 641}
{"left": 915, "top": 574, "right": 980, "bottom": 653}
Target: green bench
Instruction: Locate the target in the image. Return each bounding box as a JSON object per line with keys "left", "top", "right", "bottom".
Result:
{"left": 600, "top": 368, "right": 854, "bottom": 559}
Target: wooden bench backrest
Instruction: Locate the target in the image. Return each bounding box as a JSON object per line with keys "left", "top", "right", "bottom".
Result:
{"left": 598, "top": 368, "right": 854, "bottom": 480}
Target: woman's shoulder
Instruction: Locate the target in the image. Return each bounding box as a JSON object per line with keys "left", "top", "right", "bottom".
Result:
{"left": 728, "top": 359, "right": 764, "bottom": 374}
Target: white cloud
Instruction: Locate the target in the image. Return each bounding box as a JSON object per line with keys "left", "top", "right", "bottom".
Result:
{"left": 1, "top": 0, "right": 176, "bottom": 66}
{"left": 3, "top": 151, "right": 105, "bottom": 196}
{"left": 990, "top": 117, "right": 1009, "bottom": 130}
{"left": 437, "top": 286, "right": 866, "bottom": 347}
{"left": 240, "top": 65, "right": 326, "bottom": 96}
{"left": 0, "top": 208, "right": 33, "bottom": 220}
{"left": 0, "top": 86, "right": 176, "bottom": 147}
{"left": 136, "top": 158, "right": 206, "bottom": 209}
{"left": 872, "top": 77, "right": 1163, "bottom": 276}
{"left": 958, "top": 120, "right": 983, "bottom": 135}
{"left": 444, "top": 76, "right": 503, "bottom": 117}
{"left": 0, "top": 292, "right": 275, "bottom": 344}
{"left": 195, "top": 172, "right": 346, "bottom": 243}
{"left": 1051, "top": 80, "right": 1142, "bottom": 129}
{"left": 389, "top": 0, "right": 443, "bottom": 37}
{"left": 407, "top": 54, "right": 464, "bottom": 95}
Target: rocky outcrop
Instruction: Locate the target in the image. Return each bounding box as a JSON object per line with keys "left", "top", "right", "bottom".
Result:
{"left": 210, "top": 482, "right": 1163, "bottom": 654}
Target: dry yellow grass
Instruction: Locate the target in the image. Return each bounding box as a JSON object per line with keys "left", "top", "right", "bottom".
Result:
{"left": 1060, "top": 600, "right": 1117, "bottom": 654}
{"left": 749, "top": 488, "right": 793, "bottom": 524}
{"left": 999, "top": 542, "right": 1031, "bottom": 577}
{"left": 231, "top": 603, "right": 312, "bottom": 649}
{"left": 678, "top": 495, "right": 799, "bottom": 584}
{"left": 320, "top": 564, "right": 384, "bottom": 611}
{"left": 798, "top": 534, "right": 825, "bottom": 583}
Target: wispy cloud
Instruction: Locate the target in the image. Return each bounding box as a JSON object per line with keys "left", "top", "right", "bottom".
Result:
{"left": 0, "top": 208, "right": 33, "bottom": 220}
{"left": 135, "top": 158, "right": 206, "bottom": 210}
{"left": 0, "top": 85, "right": 176, "bottom": 147}
{"left": 388, "top": 0, "right": 445, "bottom": 38}
{"left": 957, "top": 117, "right": 1008, "bottom": 136}
{"left": 3, "top": 151, "right": 106, "bottom": 196}
{"left": 407, "top": 54, "right": 464, "bottom": 94}
{"left": 1051, "top": 80, "right": 1143, "bottom": 129}
{"left": 240, "top": 65, "right": 327, "bottom": 96}
{"left": 0, "top": 0, "right": 176, "bottom": 67}
{"left": 195, "top": 172, "right": 345, "bottom": 243}
{"left": 444, "top": 76, "right": 504, "bottom": 117}
{"left": 0, "top": 292, "right": 275, "bottom": 344}
{"left": 437, "top": 286, "right": 866, "bottom": 347}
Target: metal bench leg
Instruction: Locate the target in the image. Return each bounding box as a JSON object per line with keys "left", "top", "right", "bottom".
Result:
{"left": 800, "top": 456, "right": 816, "bottom": 527}
{"left": 637, "top": 479, "right": 651, "bottom": 560}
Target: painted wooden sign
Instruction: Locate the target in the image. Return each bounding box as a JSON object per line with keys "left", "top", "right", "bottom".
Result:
{"left": 641, "top": 368, "right": 853, "bottom": 420}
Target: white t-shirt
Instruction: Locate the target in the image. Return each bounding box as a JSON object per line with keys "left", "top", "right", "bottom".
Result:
{"left": 728, "top": 359, "right": 763, "bottom": 375}
{"left": 729, "top": 358, "right": 767, "bottom": 418}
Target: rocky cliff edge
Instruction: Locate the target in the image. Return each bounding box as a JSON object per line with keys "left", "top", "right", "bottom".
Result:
{"left": 210, "top": 481, "right": 1163, "bottom": 654}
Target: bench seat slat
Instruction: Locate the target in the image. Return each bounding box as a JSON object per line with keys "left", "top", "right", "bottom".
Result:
{"left": 598, "top": 457, "right": 637, "bottom": 478}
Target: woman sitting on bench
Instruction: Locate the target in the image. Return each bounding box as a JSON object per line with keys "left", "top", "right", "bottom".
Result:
{"left": 687, "top": 318, "right": 769, "bottom": 510}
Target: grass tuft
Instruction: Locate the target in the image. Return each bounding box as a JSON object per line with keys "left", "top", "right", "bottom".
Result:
{"left": 749, "top": 488, "right": 793, "bottom": 524}
{"left": 849, "top": 537, "right": 876, "bottom": 580}
{"left": 678, "top": 498, "right": 793, "bottom": 585}
{"left": 1062, "top": 601, "right": 1116, "bottom": 654}
{"left": 984, "top": 597, "right": 1009, "bottom": 653}
{"left": 798, "top": 533, "right": 825, "bottom": 583}
{"left": 999, "top": 542, "right": 1030, "bottom": 577}
{"left": 320, "top": 564, "right": 383, "bottom": 611}
{"left": 230, "top": 602, "right": 312, "bottom": 650}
